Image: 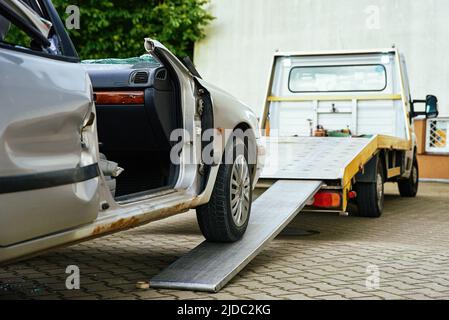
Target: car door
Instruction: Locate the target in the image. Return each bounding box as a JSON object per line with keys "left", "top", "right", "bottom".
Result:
{"left": 0, "top": 1, "right": 101, "bottom": 247}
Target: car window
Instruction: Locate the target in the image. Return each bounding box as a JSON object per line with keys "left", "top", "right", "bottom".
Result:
{"left": 289, "top": 65, "right": 387, "bottom": 93}
{"left": 7, "top": 0, "right": 51, "bottom": 34}
{"left": 0, "top": 3, "right": 62, "bottom": 56}
{"left": 0, "top": 14, "right": 34, "bottom": 49}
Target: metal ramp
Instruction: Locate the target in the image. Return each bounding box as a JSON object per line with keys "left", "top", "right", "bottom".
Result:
{"left": 150, "top": 180, "right": 322, "bottom": 292}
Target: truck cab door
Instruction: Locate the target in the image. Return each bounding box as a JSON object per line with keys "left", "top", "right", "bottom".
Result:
{"left": 0, "top": 3, "right": 101, "bottom": 247}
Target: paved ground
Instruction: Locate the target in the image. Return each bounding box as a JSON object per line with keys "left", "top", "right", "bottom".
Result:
{"left": 1, "top": 182, "right": 449, "bottom": 300}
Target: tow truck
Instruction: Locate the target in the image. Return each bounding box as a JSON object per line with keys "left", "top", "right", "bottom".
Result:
{"left": 151, "top": 48, "right": 439, "bottom": 292}
{"left": 258, "top": 48, "right": 439, "bottom": 217}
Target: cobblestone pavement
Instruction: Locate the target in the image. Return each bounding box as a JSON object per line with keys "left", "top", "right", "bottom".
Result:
{"left": 1, "top": 182, "right": 449, "bottom": 300}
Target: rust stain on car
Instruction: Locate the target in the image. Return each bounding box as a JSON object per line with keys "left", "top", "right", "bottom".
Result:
{"left": 90, "top": 202, "right": 194, "bottom": 237}
{"left": 92, "top": 216, "right": 140, "bottom": 235}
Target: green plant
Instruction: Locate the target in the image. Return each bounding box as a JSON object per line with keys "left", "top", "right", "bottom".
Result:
{"left": 7, "top": 0, "right": 214, "bottom": 59}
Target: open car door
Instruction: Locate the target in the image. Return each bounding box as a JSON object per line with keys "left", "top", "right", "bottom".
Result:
{"left": 0, "top": 0, "right": 101, "bottom": 247}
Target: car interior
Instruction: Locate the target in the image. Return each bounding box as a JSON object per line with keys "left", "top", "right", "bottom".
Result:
{"left": 85, "top": 59, "right": 183, "bottom": 201}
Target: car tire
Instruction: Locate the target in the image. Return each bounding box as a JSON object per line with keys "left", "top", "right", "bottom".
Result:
{"left": 196, "top": 136, "right": 252, "bottom": 242}
{"left": 355, "top": 158, "right": 385, "bottom": 218}
{"left": 398, "top": 157, "right": 419, "bottom": 197}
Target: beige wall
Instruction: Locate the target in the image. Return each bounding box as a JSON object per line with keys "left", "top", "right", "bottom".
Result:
{"left": 414, "top": 119, "right": 449, "bottom": 180}
{"left": 194, "top": 0, "right": 449, "bottom": 118}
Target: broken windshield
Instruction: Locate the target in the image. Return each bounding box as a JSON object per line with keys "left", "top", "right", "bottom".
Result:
{"left": 82, "top": 54, "right": 162, "bottom": 69}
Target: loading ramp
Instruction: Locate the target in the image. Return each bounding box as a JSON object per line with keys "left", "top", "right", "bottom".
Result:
{"left": 150, "top": 180, "right": 322, "bottom": 292}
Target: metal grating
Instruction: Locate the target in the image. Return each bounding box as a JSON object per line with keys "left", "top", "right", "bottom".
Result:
{"left": 426, "top": 118, "right": 449, "bottom": 154}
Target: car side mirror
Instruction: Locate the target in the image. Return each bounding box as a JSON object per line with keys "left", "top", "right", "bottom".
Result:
{"left": 411, "top": 95, "right": 439, "bottom": 119}
{"left": 425, "top": 95, "right": 439, "bottom": 119}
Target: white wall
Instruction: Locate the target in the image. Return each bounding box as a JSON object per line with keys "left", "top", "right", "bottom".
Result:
{"left": 194, "top": 0, "right": 449, "bottom": 117}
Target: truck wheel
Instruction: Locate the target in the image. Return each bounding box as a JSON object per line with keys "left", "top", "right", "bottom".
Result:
{"left": 355, "top": 159, "right": 385, "bottom": 218}
{"left": 398, "top": 157, "right": 419, "bottom": 197}
{"left": 196, "top": 136, "right": 252, "bottom": 242}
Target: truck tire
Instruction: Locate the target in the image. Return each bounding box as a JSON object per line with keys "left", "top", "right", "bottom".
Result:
{"left": 398, "top": 157, "right": 419, "bottom": 197}
{"left": 196, "top": 136, "right": 252, "bottom": 242}
{"left": 355, "top": 159, "right": 385, "bottom": 218}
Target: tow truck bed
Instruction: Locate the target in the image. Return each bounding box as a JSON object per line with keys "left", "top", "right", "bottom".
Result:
{"left": 260, "top": 135, "right": 410, "bottom": 186}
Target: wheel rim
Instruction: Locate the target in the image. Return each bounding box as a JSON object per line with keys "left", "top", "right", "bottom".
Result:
{"left": 230, "top": 154, "right": 251, "bottom": 227}
{"left": 376, "top": 172, "right": 384, "bottom": 209}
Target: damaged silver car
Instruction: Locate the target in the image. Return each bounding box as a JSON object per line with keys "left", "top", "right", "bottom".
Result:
{"left": 0, "top": 0, "right": 263, "bottom": 264}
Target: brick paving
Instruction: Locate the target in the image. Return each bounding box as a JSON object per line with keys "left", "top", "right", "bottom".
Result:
{"left": 1, "top": 182, "right": 449, "bottom": 300}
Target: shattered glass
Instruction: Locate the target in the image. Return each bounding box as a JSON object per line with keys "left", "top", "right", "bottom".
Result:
{"left": 82, "top": 54, "right": 161, "bottom": 68}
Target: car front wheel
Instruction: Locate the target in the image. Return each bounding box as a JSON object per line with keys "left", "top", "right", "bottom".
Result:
{"left": 196, "top": 136, "right": 252, "bottom": 242}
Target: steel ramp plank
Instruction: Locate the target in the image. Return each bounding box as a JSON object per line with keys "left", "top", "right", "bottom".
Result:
{"left": 150, "top": 180, "right": 322, "bottom": 292}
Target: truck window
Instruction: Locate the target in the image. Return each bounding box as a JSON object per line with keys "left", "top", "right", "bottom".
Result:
{"left": 289, "top": 64, "right": 387, "bottom": 93}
